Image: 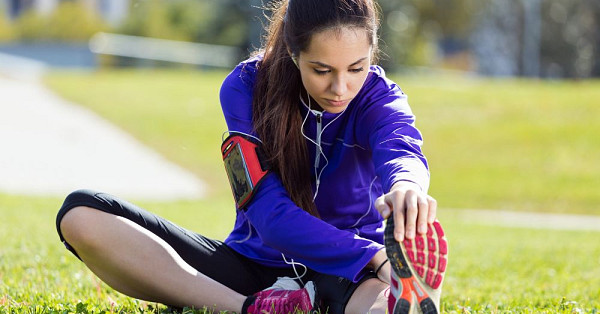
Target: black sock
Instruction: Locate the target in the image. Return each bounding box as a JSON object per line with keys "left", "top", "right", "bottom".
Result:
{"left": 241, "top": 295, "right": 256, "bottom": 314}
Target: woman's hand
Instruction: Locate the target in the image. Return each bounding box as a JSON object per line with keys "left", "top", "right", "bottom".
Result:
{"left": 375, "top": 181, "right": 437, "bottom": 242}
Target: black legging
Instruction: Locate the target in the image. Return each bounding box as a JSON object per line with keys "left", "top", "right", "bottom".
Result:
{"left": 56, "top": 189, "right": 376, "bottom": 313}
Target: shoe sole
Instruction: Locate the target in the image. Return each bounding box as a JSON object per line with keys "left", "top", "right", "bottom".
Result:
{"left": 385, "top": 216, "right": 448, "bottom": 314}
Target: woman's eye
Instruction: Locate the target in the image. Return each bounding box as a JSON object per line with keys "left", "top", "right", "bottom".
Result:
{"left": 313, "top": 67, "right": 364, "bottom": 75}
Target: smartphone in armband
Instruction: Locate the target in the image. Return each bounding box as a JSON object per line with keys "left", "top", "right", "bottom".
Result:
{"left": 221, "top": 134, "right": 269, "bottom": 209}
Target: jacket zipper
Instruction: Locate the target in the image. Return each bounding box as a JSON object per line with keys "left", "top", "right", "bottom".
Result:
{"left": 314, "top": 110, "right": 323, "bottom": 170}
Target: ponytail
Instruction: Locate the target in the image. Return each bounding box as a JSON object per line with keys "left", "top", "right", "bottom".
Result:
{"left": 252, "top": 1, "right": 318, "bottom": 216}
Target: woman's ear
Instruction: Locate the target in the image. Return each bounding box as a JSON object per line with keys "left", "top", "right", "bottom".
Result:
{"left": 287, "top": 47, "right": 299, "bottom": 69}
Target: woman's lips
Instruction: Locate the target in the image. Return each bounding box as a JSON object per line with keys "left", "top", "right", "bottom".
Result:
{"left": 326, "top": 99, "right": 350, "bottom": 107}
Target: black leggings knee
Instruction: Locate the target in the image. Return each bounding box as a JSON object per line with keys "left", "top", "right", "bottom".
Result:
{"left": 55, "top": 189, "right": 214, "bottom": 263}
{"left": 54, "top": 189, "right": 289, "bottom": 296}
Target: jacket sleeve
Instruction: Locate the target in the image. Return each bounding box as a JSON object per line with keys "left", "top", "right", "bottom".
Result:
{"left": 219, "top": 64, "right": 383, "bottom": 282}
{"left": 360, "top": 78, "right": 430, "bottom": 193}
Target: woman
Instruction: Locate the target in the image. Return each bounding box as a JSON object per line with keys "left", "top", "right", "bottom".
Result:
{"left": 56, "top": 0, "right": 448, "bottom": 313}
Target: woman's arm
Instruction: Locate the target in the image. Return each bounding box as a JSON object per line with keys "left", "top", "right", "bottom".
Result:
{"left": 243, "top": 173, "right": 383, "bottom": 281}
{"left": 219, "top": 62, "right": 382, "bottom": 281}
{"left": 359, "top": 75, "right": 436, "bottom": 241}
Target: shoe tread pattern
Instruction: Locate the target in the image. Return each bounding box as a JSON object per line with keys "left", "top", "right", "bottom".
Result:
{"left": 402, "top": 220, "right": 447, "bottom": 289}
{"left": 385, "top": 216, "right": 448, "bottom": 314}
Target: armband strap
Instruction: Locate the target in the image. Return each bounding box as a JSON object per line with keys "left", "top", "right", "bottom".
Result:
{"left": 221, "top": 133, "right": 270, "bottom": 209}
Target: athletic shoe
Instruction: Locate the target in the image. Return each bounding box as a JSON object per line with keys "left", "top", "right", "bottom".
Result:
{"left": 243, "top": 277, "right": 317, "bottom": 314}
{"left": 385, "top": 217, "right": 448, "bottom": 314}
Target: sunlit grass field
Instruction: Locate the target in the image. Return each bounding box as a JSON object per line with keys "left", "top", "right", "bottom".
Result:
{"left": 43, "top": 70, "right": 600, "bottom": 215}
{"left": 0, "top": 69, "right": 598, "bottom": 312}
{"left": 1, "top": 193, "right": 598, "bottom": 313}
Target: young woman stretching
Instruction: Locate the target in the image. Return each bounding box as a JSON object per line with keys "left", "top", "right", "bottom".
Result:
{"left": 56, "top": 0, "right": 448, "bottom": 313}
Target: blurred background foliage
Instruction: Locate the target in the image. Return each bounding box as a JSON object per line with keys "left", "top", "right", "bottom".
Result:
{"left": 116, "top": 1, "right": 247, "bottom": 46}
{"left": 0, "top": 0, "right": 598, "bottom": 77}
{"left": 3, "top": 1, "right": 108, "bottom": 41}
{"left": 0, "top": 0, "right": 600, "bottom": 78}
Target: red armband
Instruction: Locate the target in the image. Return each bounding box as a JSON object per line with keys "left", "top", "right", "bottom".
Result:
{"left": 221, "top": 133, "right": 270, "bottom": 209}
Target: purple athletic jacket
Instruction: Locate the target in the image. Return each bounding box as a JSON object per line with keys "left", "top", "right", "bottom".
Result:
{"left": 219, "top": 56, "right": 429, "bottom": 282}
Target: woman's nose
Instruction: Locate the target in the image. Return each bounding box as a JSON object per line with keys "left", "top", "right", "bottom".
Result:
{"left": 331, "top": 75, "right": 348, "bottom": 96}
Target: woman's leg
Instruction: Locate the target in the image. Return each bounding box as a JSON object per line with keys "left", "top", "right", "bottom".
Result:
{"left": 344, "top": 278, "right": 388, "bottom": 314}
{"left": 55, "top": 190, "right": 276, "bottom": 311}
{"left": 60, "top": 206, "right": 246, "bottom": 312}
{"left": 311, "top": 271, "right": 388, "bottom": 314}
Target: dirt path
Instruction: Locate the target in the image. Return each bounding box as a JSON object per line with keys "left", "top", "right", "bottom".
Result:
{"left": 0, "top": 76, "right": 205, "bottom": 200}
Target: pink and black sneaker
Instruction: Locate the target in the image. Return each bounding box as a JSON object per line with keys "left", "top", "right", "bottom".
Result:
{"left": 385, "top": 216, "right": 448, "bottom": 314}
{"left": 242, "top": 277, "right": 317, "bottom": 314}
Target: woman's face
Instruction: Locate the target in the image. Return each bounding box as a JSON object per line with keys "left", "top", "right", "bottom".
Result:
{"left": 297, "top": 27, "right": 372, "bottom": 114}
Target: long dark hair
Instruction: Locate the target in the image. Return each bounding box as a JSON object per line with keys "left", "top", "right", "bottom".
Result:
{"left": 252, "top": 0, "right": 379, "bottom": 217}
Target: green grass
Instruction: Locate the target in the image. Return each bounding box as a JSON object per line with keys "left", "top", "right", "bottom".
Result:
{"left": 1, "top": 194, "right": 599, "bottom": 312}
{"left": 438, "top": 210, "right": 600, "bottom": 313}
{"left": 1, "top": 70, "right": 598, "bottom": 312}
{"left": 0, "top": 193, "right": 236, "bottom": 313}
{"left": 44, "top": 70, "right": 600, "bottom": 214}
{"left": 394, "top": 76, "right": 600, "bottom": 215}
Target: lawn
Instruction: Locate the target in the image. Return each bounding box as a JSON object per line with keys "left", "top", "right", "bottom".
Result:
{"left": 0, "top": 193, "right": 235, "bottom": 313}
{"left": 43, "top": 70, "right": 600, "bottom": 215}
{"left": 1, "top": 193, "right": 598, "bottom": 313}
{"left": 0, "top": 69, "right": 598, "bottom": 312}
{"left": 403, "top": 76, "right": 600, "bottom": 215}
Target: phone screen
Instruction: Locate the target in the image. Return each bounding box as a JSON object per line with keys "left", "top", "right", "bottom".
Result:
{"left": 223, "top": 143, "right": 253, "bottom": 206}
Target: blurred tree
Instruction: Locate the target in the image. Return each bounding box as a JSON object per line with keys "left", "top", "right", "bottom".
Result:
{"left": 377, "top": 0, "right": 483, "bottom": 70}
{"left": 540, "top": 0, "right": 598, "bottom": 78}
{"left": 5, "top": 0, "right": 597, "bottom": 77}
{"left": 233, "top": 0, "right": 270, "bottom": 55}
{"left": 473, "top": 0, "right": 599, "bottom": 78}
{"left": 471, "top": 0, "right": 522, "bottom": 76}
{"left": 118, "top": 0, "right": 193, "bottom": 41}
{"left": 593, "top": 2, "right": 600, "bottom": 76}
{"left": 13, "top": 1, "right": 107, "bottom": 42}
{"left": 46, "top": 2, "right": 109, "bottom": 41}
{"left": 117, "top": 0, "right": 251, "bottom": 58}
{"left": 13, "top": 9, "right": 50, "bottom": 41}
{"left": 377, "top": 0, "right": 423, "bottom": 68}
{"left": 192, "top": 0, "right": 247, "bottom": 47}
{"left": 0, "top": 10, "right": 16, "bottom": 42}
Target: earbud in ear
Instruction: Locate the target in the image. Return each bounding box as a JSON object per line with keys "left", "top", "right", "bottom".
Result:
{"left": 292, "top": 57, "right": 299, "bottom": 69}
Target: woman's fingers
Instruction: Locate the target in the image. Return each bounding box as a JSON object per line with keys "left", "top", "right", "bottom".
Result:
{"left": 427, "top": 195, "right": 437, "bottom": 224}
{"left": 416, "top": 194, "right": 430, "bottom": 234}
{"left": 378, "top": 183, "right": 438, "bottom": 242}
{"left": 403, "top": 191, "right": 430, "bottom": 240}
{"left": 374, "top": 195, "right": 391, "bottom": 219}
{"left": 389, "top": 190, "right": 406, "bottom": 242}
{"left": 403, "top": 190, "right": 418, "bottom": 240}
